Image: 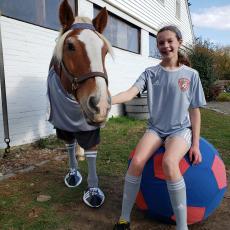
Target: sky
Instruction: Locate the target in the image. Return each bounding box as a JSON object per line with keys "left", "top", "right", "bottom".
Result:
{"left": 189, "top": 0, "right": 230, "bottom": 47}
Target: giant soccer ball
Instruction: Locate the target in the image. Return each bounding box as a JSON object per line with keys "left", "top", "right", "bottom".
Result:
{"left": 128, "top": 137, "right": 227, "bottom": 224}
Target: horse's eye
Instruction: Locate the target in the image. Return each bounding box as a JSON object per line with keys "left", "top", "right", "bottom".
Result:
{"left": 67, "top": 42, "right": 75, "bottom": 51}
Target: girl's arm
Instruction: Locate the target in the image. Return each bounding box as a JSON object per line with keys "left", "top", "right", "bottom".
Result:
{"left": 189, "top": 108, "right": 202, "bottom": 164}
{"left": 111, "top": 86, "right": 139, "bottom": 105}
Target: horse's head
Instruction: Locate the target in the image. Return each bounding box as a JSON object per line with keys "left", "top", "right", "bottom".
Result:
{"left": 53, "top": 0, "right": 113, "bottom": 126}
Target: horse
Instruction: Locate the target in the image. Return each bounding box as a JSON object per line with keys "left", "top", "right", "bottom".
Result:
{"left": 47, "top": 0, "right": 113, "bottom": 208}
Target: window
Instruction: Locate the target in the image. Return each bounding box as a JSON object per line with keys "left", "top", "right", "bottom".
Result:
{"left": 0, "top": 0, "right": 76, "bottom": 30}
{"left": 176, "top": 0, "right": 181, "bottom": 19}
{"left": 149, "top": 33, "right": 161, "bottom": 59}
{"left": 94, "top": 5, "right": 140, "bottom": 54}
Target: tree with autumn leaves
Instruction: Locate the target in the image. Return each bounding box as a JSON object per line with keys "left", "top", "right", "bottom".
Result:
{"left": 188, "top": 38, "right": 230, "bottom": 101}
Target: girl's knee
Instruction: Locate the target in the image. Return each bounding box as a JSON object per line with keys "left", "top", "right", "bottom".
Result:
{"left": 162, "top": 156, "right": 178, "bottom": 177}
{"left": 128, "top": 156, "right": 145, "bottom": 176}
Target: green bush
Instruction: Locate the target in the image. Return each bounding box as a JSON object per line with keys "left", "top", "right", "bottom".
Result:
{"left": 188, "top": 38, "right": 217, "bottom": 101}
{"left": 216, "top": 92, "right": 230, "bottom": 101}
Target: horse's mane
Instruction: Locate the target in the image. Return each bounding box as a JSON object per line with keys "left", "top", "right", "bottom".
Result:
{"left": 53, "top": 16, "right": 114, "bottom": 62}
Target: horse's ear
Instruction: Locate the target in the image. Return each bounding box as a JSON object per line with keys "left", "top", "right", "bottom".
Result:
{"left": 92, "top": 7, "right": 108, "bottom": 33}
{"left": 59, "top": 0, "right": 75, "bottom": 32}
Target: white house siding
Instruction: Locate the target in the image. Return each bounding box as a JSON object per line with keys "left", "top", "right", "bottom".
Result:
{"left": 0, "top": 16, "right": 57, "bottom": 148}
{"left": 101, "top": 0, "right": 194, "bottom": 47}
{"left": 0, "top": 0, "right": 194, "bottom": 148}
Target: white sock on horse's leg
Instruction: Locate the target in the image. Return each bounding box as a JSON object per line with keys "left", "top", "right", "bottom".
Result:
{"left": 65, "top": 142, "right": 78, "bottom": 170}
{"left": 85, "top": 151, "right": 98, "bottom": 188}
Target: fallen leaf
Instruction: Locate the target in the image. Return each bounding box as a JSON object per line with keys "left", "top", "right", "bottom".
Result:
{"left": 36, "top": 194, "right": 51, "bottom": 202}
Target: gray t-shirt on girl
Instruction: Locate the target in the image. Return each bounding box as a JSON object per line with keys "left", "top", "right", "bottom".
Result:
{"left": 133, "top": 64, "right": 206, "bottom": 137}
{"left": 47, "top": 67, "right": 97, "bottom": 132}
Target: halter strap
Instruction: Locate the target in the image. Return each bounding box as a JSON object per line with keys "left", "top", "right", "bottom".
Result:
{"left": 70, "top": 23, "right": 96, "bottom": 31}
{"left": 60, "top": 61, "right": 108, "bottom": 91}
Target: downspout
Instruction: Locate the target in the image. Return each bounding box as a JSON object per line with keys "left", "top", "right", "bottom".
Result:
{"left": 0, "top": 14, "right": 10, "bottom": 155}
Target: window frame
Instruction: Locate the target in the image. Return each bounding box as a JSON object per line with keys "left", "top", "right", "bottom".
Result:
{"left": 94, "top": 4, "right": 141, "bottom": 54}
{"left": 0, "top": 0, "right": 77, "bottom": 31}
{"left": 149, "top": 33, "right": 161, "bottom": 59}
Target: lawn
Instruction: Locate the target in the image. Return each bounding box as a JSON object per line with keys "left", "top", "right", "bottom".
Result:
{"left": 0, "top": 108, "right": 229, "bottom": 230}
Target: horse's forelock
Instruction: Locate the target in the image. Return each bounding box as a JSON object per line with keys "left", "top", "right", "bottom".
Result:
{"left": 74, "top": 16, "right": 92, "bottom": 24}
{"left": 53, "top": 30, "right": 71, "bottom": 62}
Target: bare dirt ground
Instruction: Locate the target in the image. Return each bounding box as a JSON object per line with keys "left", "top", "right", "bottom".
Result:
{"left": 0, "top": 144, "right": 229, "bottom": 230}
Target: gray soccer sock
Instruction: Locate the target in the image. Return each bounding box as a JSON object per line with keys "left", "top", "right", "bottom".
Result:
{"left": 120, "top": 173, "right": 142, "bottom": 222}
{"left": 85, "top": 151, "right": 98, "bottom": 188}
{"left": 167, "top": 178, "right": 188, "bottom": 230}
{"left": 65, "top": 142, "right": 78, "bottom": 171}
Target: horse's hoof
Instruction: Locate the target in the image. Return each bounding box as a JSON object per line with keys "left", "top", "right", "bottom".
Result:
{"left": 83, "top": 187, "right": 105, "bottom": 208}
{"left": 64, "top": 169, "right": 82, "bottom": 188}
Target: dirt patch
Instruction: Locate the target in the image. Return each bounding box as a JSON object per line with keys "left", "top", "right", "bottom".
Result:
{"left": 0, "top": 146, "right": 229, "bottom": 230}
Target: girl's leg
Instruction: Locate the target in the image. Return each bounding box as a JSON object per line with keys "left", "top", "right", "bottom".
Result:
{"left": 163, "top": 134, "right": 191, "bottom": 230}
{"left": 119, "top": 131, "right": 162, "bottom": 223}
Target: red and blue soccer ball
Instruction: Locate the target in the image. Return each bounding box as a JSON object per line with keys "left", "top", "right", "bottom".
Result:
{"left": 128, "top": 137, "right": 227, "bottom": 225}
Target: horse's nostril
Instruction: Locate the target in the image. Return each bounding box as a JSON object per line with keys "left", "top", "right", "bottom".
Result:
{"left": 88, "top": 96, "right": 99, "bottom": 113}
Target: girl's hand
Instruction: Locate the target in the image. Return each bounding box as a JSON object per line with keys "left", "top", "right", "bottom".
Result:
{"left": 189, "top": 145, "right": 202, "bottom": 165}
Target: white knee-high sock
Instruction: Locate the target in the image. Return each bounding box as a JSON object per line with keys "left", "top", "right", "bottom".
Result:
{"left": 65, "top": 142, "right": 78, "bottom": 171}
{"left": 85, "top": 151, "right": 98, "bottom": 188}
{"left": 120, "top": 173, "right": 142, "bottom": 222}
{"left": 167, "top": 178, "right": 188, "bottom": 230}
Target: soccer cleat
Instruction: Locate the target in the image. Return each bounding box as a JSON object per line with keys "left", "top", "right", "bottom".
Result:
{"left": 83, "top": 187, "right": 105, "bottom": 208}
{"left": 64, "top": 169, "right": 82, "bottom": 188}
{"left": 113, "top": 220, "right": 130, "bottom": 230}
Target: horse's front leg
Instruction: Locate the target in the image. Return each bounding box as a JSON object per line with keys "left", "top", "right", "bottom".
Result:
{"left": 64, "top": 139, "right": 83, "bottom": 188}
{"left": 83, "top": 145, "right": 105, "bottom": 208}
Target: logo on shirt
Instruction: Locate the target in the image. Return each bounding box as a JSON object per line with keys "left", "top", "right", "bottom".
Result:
{"left": 178, "top": 78, "right": 190, "bottom": 92}
{"left": 152, "top": 79, "right": 160, "bottom": 85}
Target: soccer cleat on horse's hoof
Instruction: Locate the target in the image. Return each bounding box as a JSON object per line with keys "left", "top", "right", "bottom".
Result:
{"left": 83, "top": 187, "right": 105, "bottom": 208}
{"left": 113, "top": 220, "right": 131, "bottom": 230}
{"left": 64, "top": 169, "right": 82, "bottom": 188}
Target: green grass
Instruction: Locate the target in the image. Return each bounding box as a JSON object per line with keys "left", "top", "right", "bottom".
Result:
{"left": 200, "top": 109, "right": 230, "bottom": 166}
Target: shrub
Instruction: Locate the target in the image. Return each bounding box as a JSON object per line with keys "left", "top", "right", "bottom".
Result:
{"left": 224, "top": 82, "right": 230, "bottom": 92}
{"left": 216, "top": 92, "right": 230, "bottom": 102}
{"left": 188, "top": 38, "right": 218, "bottom": 101}
{"left": 210, "top": 85, "right": 222, "bottom": 101}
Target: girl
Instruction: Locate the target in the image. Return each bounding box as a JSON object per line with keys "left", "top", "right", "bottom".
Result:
{"left": 112, "top": 25, "right": 206, "bottom": 230}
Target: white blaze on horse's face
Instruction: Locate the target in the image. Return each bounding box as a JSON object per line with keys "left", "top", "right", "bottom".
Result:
{"left": 77, "top": 30, "right": 111, "bottom": 123}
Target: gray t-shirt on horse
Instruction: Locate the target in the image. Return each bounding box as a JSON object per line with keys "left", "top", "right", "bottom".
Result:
{"left": 133, "top": 64, "right": 206, "bottom": 137}
{"left": 47, "top": 68, "right": 97, "bottom": 132}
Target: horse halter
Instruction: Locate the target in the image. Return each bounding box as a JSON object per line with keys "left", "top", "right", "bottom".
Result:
{"left": 60, "top": 23, "right": 108, "bottom": 92}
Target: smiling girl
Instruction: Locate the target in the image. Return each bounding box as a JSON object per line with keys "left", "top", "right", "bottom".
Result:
{"left": 112, "top": 25, "right": 206, "bottom": 230}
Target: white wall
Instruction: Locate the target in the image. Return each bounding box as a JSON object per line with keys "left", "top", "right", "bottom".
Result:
{"left": 0, "top": 16, "right": 57, "bottom": 148}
